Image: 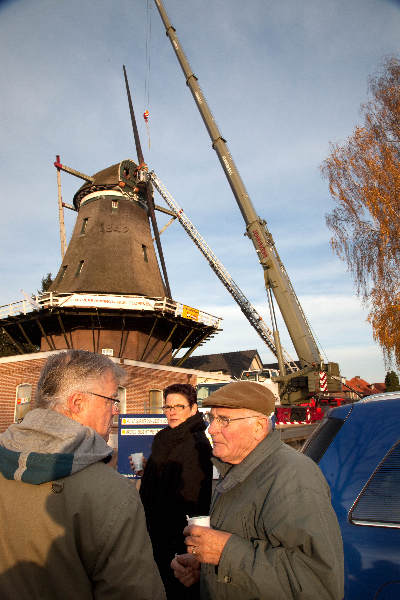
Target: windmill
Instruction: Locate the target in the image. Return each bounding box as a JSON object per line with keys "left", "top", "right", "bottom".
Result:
{"left": 0, "top": 68, "right": 221, "bottom": 366}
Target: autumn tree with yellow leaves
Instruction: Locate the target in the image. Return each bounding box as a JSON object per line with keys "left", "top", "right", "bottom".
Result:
{"left": 321, "top": 57, "right": 400, "bottom": 368}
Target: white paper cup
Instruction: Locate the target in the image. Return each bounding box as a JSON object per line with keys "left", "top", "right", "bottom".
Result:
{"left": 130, "top": 452, "right": 144, "bottom": 471}
{"left": 187, "top": 515, "right": 210, "bottom": 527}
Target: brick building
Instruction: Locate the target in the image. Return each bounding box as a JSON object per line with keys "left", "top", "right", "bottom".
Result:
{"left": 179, "top": 349, "right": 263, "bottom": 379}
{"left": 345, "top": 375, "right": 386, "bottom": 400}
{"left": 0, "top": 350, "right": 231, "bottom": 447}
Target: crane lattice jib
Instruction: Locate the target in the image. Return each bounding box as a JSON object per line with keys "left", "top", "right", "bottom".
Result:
{"left": 150, "top": 171, "right": 298, "bottom": 373}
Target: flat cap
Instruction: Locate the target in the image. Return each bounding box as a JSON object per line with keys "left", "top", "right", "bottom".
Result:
{"left": 202, "top": 381, "right": 275, "bottom": 416}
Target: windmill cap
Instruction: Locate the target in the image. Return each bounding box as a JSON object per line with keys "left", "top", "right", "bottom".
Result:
{"left": 202, "top": 381, "right": 275, "bottom": 416}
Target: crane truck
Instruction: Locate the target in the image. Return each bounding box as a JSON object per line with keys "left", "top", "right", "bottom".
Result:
{"left": 154, "top": 0, "right": 343, "bottom": 412}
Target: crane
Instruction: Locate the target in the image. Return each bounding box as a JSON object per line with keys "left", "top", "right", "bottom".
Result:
{"left": 153, "top": 0, "right": 342, "bottom": 405}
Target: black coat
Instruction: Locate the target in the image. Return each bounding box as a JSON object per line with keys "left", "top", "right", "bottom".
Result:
{"left": 140, "top": 411, "right": 212, "bottom": 597}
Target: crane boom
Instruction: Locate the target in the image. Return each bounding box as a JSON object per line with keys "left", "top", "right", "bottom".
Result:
{"left": 154, "top": 0, "right": 322, "bottom": 370}
{"left": 149, "top": 170, "right": 299, "bottom": 373}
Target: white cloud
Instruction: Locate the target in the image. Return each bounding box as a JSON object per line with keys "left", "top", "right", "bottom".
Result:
{"left": 196, "top": 294, "right": 386, "bottom": 383}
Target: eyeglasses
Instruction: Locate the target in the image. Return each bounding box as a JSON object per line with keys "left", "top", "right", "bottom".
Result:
{"left": 203, "top": 412, "right": 265, "bottom": 428}
{"left": 83, "top": 391, "right": 120, "bottom": 409}
{"left": 162, "top": 404, "right": 190, "bottom": 412}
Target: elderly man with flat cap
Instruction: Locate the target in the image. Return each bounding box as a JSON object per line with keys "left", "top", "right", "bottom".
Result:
{"left": 171, "top": 381, "right": 344, "bottom": 600}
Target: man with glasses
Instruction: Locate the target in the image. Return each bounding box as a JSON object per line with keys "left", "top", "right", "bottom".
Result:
{"left": 139, "top": 383, "right": 212, "bottom": 599}
{"left": 0, "top": 350, "right": 165, "bottom": 599}
{"left": 171, "top": 381, "right": 344, "bottom": 600}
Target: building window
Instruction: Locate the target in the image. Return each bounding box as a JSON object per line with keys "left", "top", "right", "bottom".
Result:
{"left": 113, "top": 385, "right": 127, "bottom": 425}
{"left": 75, "top": 260, "right": 84, "bottom": 277}
{"left": 101, "top": 348, "right": 114, "bottom": 356}
{"left": 58, "top": 265, "right": 68, "bottom": 283}
{"left": 142, "top": 244, "right": 148, "bottom": 263}
{"left": 118, "top": 386, "right": 127, "bottom": 413}
{"left": 80, "top": 217, "right": 89, "bottom": 234}
{"left": 148, "top": 389, "right": 163, "bottom": 413}
{"left": 112, "top": 200, "right": 118, "bottom": 210}
{"left": 350, "top": 441, "right": 400, "bottom": 527}
{"left": 15, "top": 383, "right": 32, "bottom": 423}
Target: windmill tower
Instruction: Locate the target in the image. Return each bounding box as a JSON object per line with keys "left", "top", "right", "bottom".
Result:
{"left": 50, "top": 160, "right": 166, "bottom": 299}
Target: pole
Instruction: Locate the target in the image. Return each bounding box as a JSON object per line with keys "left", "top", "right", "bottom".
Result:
{"left": 53, "top": 157, "right": 94, "bottom": 182}
{"left": 122, "top": 65, "right": 172, "bottom": 298}
{"left": 123, "top": 65, "right": 144, "bottom": 165}
{"left": 56, "top": 155, "right": 67, "bottom": 258}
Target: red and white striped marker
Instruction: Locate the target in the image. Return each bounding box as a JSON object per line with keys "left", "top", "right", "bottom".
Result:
{"left": 319, "top": 371, "right": 328, "bottom": 392}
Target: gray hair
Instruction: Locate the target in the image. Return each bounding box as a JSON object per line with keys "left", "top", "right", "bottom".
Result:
{"left": 267, "top": 416, "right": 274, "bottom": 434}
{"left": 35, "top": 350, "right": 126, "bottom": 410}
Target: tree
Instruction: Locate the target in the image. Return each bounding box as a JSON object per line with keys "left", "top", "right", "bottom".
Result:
{"left": 384, "top": 370, "right": 400, "bottom": 392}
{"left": 321, "top": 56, "right": 400, "bottom": 369}
{"left": 36, "top": 272, "right": 53, "bottom": 296}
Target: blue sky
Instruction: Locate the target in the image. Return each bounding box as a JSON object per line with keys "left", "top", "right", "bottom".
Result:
{"left": 1, "top": 0, "right": 399, "bottom": 382}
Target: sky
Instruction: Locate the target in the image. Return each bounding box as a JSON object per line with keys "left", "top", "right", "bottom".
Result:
{"left": 1, "top": 0, "right": 399, "bottom": 382}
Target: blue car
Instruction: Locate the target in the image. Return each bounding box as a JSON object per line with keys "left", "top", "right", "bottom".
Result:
{"left": 302, "top": 393, "right": 400, "bottom": 600}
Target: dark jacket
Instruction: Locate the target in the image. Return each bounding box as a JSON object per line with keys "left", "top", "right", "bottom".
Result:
{"left": 140, "top": 411, "right": 212, "bottom": 596}
{"left": 201, "top": 430, "right": 344, "bottom": 600}
{"left": 0, "top": 408, "right": 166, "bottom": 600}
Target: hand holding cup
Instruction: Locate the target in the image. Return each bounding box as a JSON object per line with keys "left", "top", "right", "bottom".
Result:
{"left": 184, "top": 522, "right": 231, "bottom": 565}
{"left": 129, "top": 452, "right": 146, "bottom": 476}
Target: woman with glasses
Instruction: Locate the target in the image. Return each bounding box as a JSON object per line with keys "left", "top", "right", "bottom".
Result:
{"left": 139, "top": 383, "right": 212, "bottom": 600}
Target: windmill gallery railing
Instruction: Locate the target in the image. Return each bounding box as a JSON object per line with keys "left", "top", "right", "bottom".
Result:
{"left": 0, "top": 292, "right": 222, "bottom": 330}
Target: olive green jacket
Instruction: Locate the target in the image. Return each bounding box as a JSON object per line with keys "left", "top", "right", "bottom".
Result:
{"left": 201, "top": 430, "right": 344, "bottom": 600}
{"left": 0, "top": 409, "right": 165, "bottom": 600}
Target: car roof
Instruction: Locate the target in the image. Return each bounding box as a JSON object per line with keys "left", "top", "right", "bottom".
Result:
{"left": 360, "top": 391, "right": 400, "bottom": 402}
{"left": 327, "top": 394, "right": 400, "bottom": 421}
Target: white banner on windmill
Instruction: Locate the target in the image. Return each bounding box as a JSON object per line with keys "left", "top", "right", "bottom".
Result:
{"left": 59, "top": 294, "right": 156, "bottom": 311}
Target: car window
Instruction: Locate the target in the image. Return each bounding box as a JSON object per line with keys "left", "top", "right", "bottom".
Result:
{"left": 350, "top": 440, "right": 400, "bottom": 527}
{"left": 302, "top": 416, "right": 345, "bottom": 463}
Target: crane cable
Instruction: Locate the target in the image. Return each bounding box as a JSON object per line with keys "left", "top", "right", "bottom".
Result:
{"left": 144, "top": 0, "right": 152, "bottom": 150}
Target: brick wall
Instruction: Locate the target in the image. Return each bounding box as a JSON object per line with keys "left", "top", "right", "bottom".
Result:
{"left": 123, "top": 364, "right": 196, "bottom": 412}
{"left": 0, "top": 357, "right": 47, "bottom": 432}
{"left": 0, "top": 352, "right": 200, "bottom": 433}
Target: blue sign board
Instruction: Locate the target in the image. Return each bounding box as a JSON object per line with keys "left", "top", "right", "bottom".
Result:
{"left": 118, "top": 413, "right": 168, "bottom": 478}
